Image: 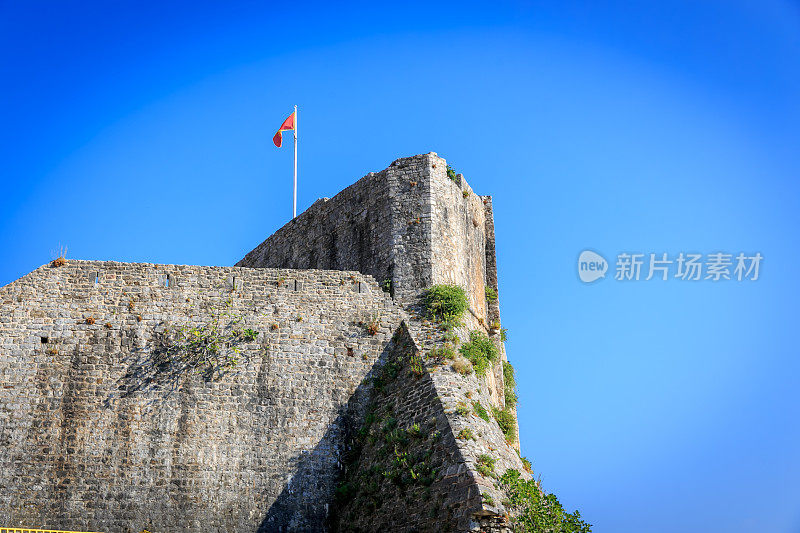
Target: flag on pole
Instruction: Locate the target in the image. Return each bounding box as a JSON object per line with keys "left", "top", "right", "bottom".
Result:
{"left": 272, "top": 106, "right": 299, "bottom": 218}
{"left": 273, "top": 111, "right": 296, "bottom": 147}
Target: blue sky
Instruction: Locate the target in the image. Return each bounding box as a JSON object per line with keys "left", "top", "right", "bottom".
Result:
{"left": 2, "top": 1, "right": 799, "bottom": 531}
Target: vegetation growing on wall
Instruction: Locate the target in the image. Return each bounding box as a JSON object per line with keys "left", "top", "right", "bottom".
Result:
{"left": 362, "top": 313, "right": 381, "bottom": 336}
{"left": 51, "top": 245, "right": 67, "bottom": 267}
{"left": 492, "top": 407, "right": 517, "bottom": 443}
{"left": 459, "top": 330, "right": 498, "bottom": 376}
{"left": 446, "top": 164, "right": 458, "bottom": 182}
{"left": 428, "top": 344, "right": 455, "bottom": 364}
{"left": 476, "top": 454, "right": 496, "bottom": 478}
{"left": 333, "top": 332, "right": 453, "bottom": 530}
{"left": 503, "top": 361, "right": 517, "bottom": 408}
{"left": 457, "top": 428, "right": 475, "bottom": 440}
{"left": 159, "top": 307, "right": 258, "bottom": 380}
{"left": 500, "top": 469, "right": 592, "bottom": 532}
{"left": 451, "top": 357, "right": 473, "bottom": 376}
{"left": 485, "top": 285, "right": 498, "bottom": 302}
{"left": 424, "top": 284, "right": 468, "bottom": 323}
{"left": 472, "top": 401, "right": 490, "bottom": 422}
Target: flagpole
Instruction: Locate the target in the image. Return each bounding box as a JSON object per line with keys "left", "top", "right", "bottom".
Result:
{"left": 293, "top": 105, "right": 298, "bottom": 219}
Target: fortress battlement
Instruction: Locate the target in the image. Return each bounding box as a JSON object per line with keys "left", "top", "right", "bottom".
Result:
{"left": 0, "top": 154, "right": 525, "bottom": 533}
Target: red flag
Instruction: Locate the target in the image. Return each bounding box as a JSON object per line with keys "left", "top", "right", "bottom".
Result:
{"left": 273, "top": 112, "right": 296, "bottom": 147}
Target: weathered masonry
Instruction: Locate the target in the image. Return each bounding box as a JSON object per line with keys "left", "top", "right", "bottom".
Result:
{"left": 1, "top": 153, "right": 526, "bottom": 532}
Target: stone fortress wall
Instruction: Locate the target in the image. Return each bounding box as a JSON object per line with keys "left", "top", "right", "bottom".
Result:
{"left": 0, "top": 261, "right": 405, "bottom": 531}
{"left": 0, "top": 153, "right": 527, "bottom": 532}
{"left": 237, "top": 153, "right": 511, "bottom": 412}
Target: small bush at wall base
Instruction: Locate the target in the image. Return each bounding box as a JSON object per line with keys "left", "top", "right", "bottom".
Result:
{"left": 500, "top": 469, "right": 592, "bottom": 532}
{"left": 424, "top": 285, "right": 468, "bottom": 322}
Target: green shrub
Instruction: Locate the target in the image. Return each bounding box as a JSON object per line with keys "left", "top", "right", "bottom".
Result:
{"left": 521, "top": 456, "right": 532, "bottom": 473}
{"left": 409, "top": 351, "right": 424, "bottom": 377}
{"left": 373, "top": 358, "right": 402, "bottom": 391}
{"left": 500, "top": 469, "right": 592, "bottom": 532}
{"left": 381, "top": 278, "right": 392, "bottom": 293}
{"left": 443, "top": 331, "right": 460, "bottom": 345}
{"left": 472, "top": 401, "right": 490, "bottom": 422}
{"left": 425, "top": 285, "right": 469, "bottom": 322}
{"left": 385, "top": 428, "right": 409, "bottom": 446}
{"left": 500, "top": 328, "right": 508, "bottom": 342}
{"left": 503, "top": 361, "right": 518, "bottom": 408}
{"left": 439, "top": 316, "right": 463, "bottom": 332}
{"left": 492, "top": 407, "right": 516, "bottom": 442}
{"left": 459, "top": 330, "right": 498, "bottom": 376}
{"left": 335, "top": 481, "right": 356, "bottom": 503}
{"left": 476, "top": 454, "right": 496, "bottom": 478}
{"left": 382, "top": 417, "right": 397, "bottom": 432}
{"left": 446, "top": 164, "right": 458, "bottom": 181}
{"left": 241, "top": 328, "right": 259, "bottom": 341}
{"left": 429, "top": 345, "right": 456, "bottom": 363}
{"left": 485, "top": 285, "right": 498, "bottom": 302}
{"left": 457, "top": 428, "right": 475, "bottom": 440}
{"left": 456, "top": 402, "right": 471, "bottom": 416}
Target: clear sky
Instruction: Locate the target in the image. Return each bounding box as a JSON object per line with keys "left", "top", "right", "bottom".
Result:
{"left": 2, "top": 1, "right": 799, "bottom": 531}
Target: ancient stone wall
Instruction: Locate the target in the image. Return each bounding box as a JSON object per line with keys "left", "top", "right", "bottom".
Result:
{"left": 0, "top": 153, "right": 526, "bottom": 532}
{"left": 236, "top": 153, "right": 509, "bottom": 409}
{"left": 236, "top": 154, "right": 435, "bottom": 304}
{"left": 0, "top": 260, "right": 405, "bottom": 532}
{"left": 236, "top": 153, "right": 497, "bottom": 317}
{"left": 333, "top": 318, "right": 529, "bottom": 533}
